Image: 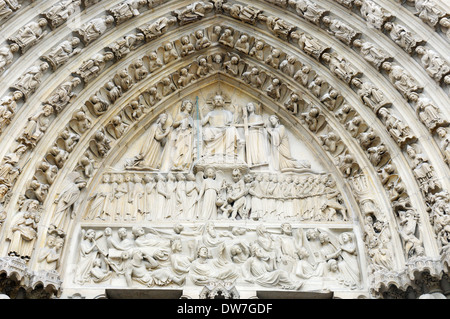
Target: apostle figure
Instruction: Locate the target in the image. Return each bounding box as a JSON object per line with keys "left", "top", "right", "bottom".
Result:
{"left": 197, "top": 167, "right": 219, "bottom": 220}
{"left": 172, "top": 100, "right": 194, "bottom": 171}
{"left": 244, "top": 102, "right": 268, "bottom": 167}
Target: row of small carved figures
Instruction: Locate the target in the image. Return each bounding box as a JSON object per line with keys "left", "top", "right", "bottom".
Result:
{"left": 73, "top": 225, "right": 361, "bottom": 289}
{"left": 94, "top": 172, "right": 339, "bottom": 197}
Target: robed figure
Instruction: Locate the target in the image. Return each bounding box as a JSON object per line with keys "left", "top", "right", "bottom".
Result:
{"left": 51, "top": 175, "right": 87, "bottom": 231}
{"left": 171, "top": 100, "right": 194, "bottom": 171}
{"left": 201, "top": 94, "right": 242, "bottom": 158}
{"left": 266, "top": 115, "right": 310, "bottom": 172}
{"left": 129, "top": 113, "right": 172, "bottom": 170}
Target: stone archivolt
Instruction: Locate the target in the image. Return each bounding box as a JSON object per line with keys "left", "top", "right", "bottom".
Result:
{"left": 0, "top": 0, "right": 448, "bottom": 299}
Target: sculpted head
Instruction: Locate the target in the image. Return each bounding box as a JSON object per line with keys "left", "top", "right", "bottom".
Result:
{"left": 246, "top": 102, "right": 256, "bottom": 113}
{"left": 212, "top": 94, "right": 225, "bottom": 108}
{"left": 181, "top": 100, "right": 193, "bottom": 113}
{"left": 269, "top": 115, "right": 280, "bottom": 127}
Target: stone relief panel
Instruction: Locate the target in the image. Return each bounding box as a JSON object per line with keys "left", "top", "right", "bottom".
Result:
{"left": 83, "top": 170, "right": 348, "bottom": 224}
{"left": 68, "top": 223, "right": 363, "bottom": 292}
{"left": 61, "top": 83, "right": 365, "bottom": 294}
{"left": 82, "top": 85, "right": 350, "bottom": 225}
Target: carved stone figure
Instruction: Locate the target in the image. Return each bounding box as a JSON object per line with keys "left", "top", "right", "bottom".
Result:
{"left": 11, "top": 62, "right": 49, "bottom": 100}
{"left": 43, "top": 37, "right": 82, "bottom": 70}
{"left": 0, "top": 144, "right": 26, "bottom": 187}
{"left": 76, "top": 52, "right": 114, "bottom": 84}
{"left": 114, "top": 69, "right": 133, "bottom": 91}
{"left": 243, "top": 102, "right": 268, "bottom": 167}
{"left": 322, "top": 52, "right": 361, "bottom": 84}
{"left": 46, "top": 77, "right": 81, "bottom": 112}
{"left": 108, "top": 0, "right": 147, "bottom": 24}
{"left": 439, "top": 18, "right": 450, "bottom": 41}
{"left": 397, "top": 209, "right": 424, "bottom": 259}
{"left": 52, "top": 175, "right": 87, "bottom": 231}
{"left": 194, "top": 30, "right": 211, "bottom": 50}
{"left": 172, "top": 1, "right": 213, "bottom": 25}
{"left": 353, "top": 39, "right": 391, "bottom": 69}
{"left": 414, "top": 96, "right": 448, "bottom": 132}
{"left": 139, "top": 17, "right": 177, "bottom": 42}
{"left": 414, "top": 0, "right": 446, "bottom": 27}
{"left": 265, "top": 48, "right": 282, "bottom": 69}
{"left": 382, "top": 62, "right": 423, "bottom": 100}
{"left": 291, "top": 31, "right": 329, "bottom": 60}
{"left": 249, "top": 40, "right": 266, "bottom": 61}
{"left": 378, "top": 107, "right": 416, "bottom": 146}
{"left": 106, "top": 115, "right": 128, "bottom": 139}
{"left": 355, "top": 0, "right": 392, "bottom": 30}
{"left": 38, "top": 227, "right": 65, "bottom": 271}
{"left": 415, "top": 46, "right": 450, "bottom": 83}
{"left": 335, "top": 232, "right": 362, "bottom": 289}
{"left": 201, "top": 94, "right": 242, "bottom": 158}
{"left": 234, "top": 34, "right": 250, "bottom": 54}
{"left": 86, "top": 91, "right": 110, "bottom": 117}
{"left": 219, "top": 28, "right": 235, "bottom": 47}
{"left": 351, "top": 78, "right": 390, "bottom": 113}
{"left": 7, "top": 199, "right": 40, "bottom": 261}
{"left": 70, "top": 110, "right": 92, "bottom": 134}
{"left": 90, "top": 130, "right": 111, "bottom": 158}
{"left": 322, "top": 16, "right": 360, "bottom": 45}
{"left": 0, "top": 91, "right": 22, "bottom": 134}
{"left": 189, "top": 245, "right": 238, "bottom": 285}
{"left": 18, "top": 104, "right": 54, "bottom": 148}
{"left": 242, "top": 243, "right": 303, "bottom": 290}
{"left": 259, "top": 14, "right": 296, "bottom": 40}
{"left": 108, "top": 33, "right": 145, "bottom": 60}
{"left": 288, "top": 0, "right": 328, "bottom": 25}
{"left": 27, "top": 179, "right": 49, "bottom": 203}
{"left": 45, "top": 0, "right": 81, "bottom": 28}
{"left": 0, "top": 43, "right": 19, "bottom": 75}
{"left": 162, "top": 42, "right": 179, "bottom": 64}
{"left": 294, "top": 65, "right": 312, "bottom": 86}
{"left": 284, "top": 93, "right": 302, "bottom": 114}
{"left": 280, "top": 55, "right": 298, "bottom": 77}
{"left": 172, "top": 100, "right": 194, "bottom": 171}
{"left": 196, "top": 168, "right": 220, "bottom": 220}
{"left": 383, "top": 22, "right": 424, "bottom": 54}
{"left": 406, "top": 145, "right": 439, "bottom": 194}
{"left": 74, "top": 229, "right": 104, "bottom": 285}
{"left": 267, "top": 115, "right": 310, "bottom": 172}
{"left": 223, "top": 3, "right": 262, "bottom": 24}
{"left": 8, "top": 18, "right": 48, "bottom": 53}
{"left": 436, "top": 128, "right": 450, "bottom": 165}
{"left": 160, "top": 76, "right": 176, "bottom": 96}
{"left": 0, "top": 0, "right": 19, "bottom": 22}
{"left": 76, "top": 15, "right": 115, "bottom": 44}
{"left": 176, "top": 68, "right": 195, "bottom": 88}
{"left": 146, "top": 51, "right": 163, "bottom": 72}
{"left": 266, "top": 78, "right": 282, "bottom": 100}
{"left": 180, "top": 35, "right": 194, "bottom": 57}
{"left": 128, "top": 113, "right": 172, "bottom": 169}
{"left": 196, "top": 56, "right": 213, "bottom": 77}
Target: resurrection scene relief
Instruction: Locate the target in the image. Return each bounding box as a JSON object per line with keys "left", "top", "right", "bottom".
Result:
{"left": 70, "top": 85, "right": 362, "bottom": 294}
